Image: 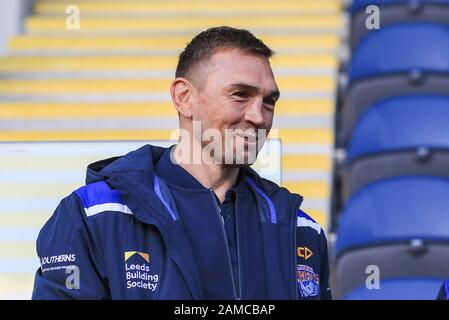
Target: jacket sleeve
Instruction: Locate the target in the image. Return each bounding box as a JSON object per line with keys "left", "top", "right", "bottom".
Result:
{"left": 319, "top": 230, "right": 332, "bottom": 300}
{"left": 32, "top": 193, "right": 109, "bottom": 300}
{"left": 296, "top": 209, "right": 332, "bottom": 300}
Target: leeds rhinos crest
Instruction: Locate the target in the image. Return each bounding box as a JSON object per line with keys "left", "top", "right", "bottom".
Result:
{"left": 296, "top": 264, "right": 320, "bottom": 298}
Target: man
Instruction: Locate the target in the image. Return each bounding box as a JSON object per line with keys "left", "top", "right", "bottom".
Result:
{"left": 32, "top": 26, "right": 332, "bottom": 300}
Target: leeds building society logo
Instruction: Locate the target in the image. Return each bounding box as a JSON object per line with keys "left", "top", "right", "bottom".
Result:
{"left": 124, "top": 251, "right": 159, "bottom": 291}
{"left": 296, "top": 264, "right": 320, "bottom": 298}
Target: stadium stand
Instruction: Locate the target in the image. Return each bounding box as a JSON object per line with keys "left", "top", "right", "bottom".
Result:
{"left": 333, "top": 0, "right": 449, "bottom": 300}
{"left": 0, "top": 0, "right": 344, "bottom": 299}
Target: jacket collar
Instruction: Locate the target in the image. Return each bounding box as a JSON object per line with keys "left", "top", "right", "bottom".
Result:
{"left": 155, "top": 145, "right": 247, "bottom": 194}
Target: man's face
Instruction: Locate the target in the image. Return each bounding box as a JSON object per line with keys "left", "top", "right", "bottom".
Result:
{"left": 191, "top": 48, "right": 279, "bottom": 166}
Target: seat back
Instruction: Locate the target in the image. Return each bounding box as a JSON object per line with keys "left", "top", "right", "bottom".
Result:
{"left": 343, "top": 277, "right": 445, "bottom": 300}
{"left": 335, "top": 176, "right": 449, "bottom": 298}
{"left": 342, "top": 151, "right": 449, "bottom": 201}
{"left": 336, "top": 176, "right": 449, "bottom": 256}
{"left": 347, "top": 94, "right": 449, "bottom": 161}
{"left": 349, "top": 0, "right": 449, "bottom": 49}
{"left": 349, "top": 23, "right": 449, "bottom": 82}
{"left": 334, "top": 244, "right": 449, "bottom": 298}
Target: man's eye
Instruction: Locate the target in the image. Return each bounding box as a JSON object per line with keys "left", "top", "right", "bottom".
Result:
{"left": 233, "top": 92, "right": 249, "bottom": 99}
{"left": 264, "top": 98, "right": 276, "bottom": 106}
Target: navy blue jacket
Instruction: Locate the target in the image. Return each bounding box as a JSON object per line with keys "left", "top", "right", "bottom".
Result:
{"left": 32, "top": 144, "right": 332, "bottom": 300}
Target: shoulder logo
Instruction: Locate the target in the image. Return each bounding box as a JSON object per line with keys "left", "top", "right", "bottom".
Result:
{"left": 297, "top": 264, "right": 320, "bottom": 298}
{"left": 297, "top": 246, "right": 314, "bottom": 260}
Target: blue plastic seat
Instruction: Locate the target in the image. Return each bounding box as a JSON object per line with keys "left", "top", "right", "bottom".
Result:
{"left": 333, "top": 176, "right": 449, "bottom": 298}
{"left": 343, "top": 278, "right": 445, "bottom": 300}
{"left": 340, "top": 94, "right": 449, "bottom": 200}
{"left": 348, "top": 94, "right": 449, "bottom": 162}
{"left": 349, "top": 23, "right": 449, "bottom": 82}
{"left": 336, "top": 176, "right": 449, "bottom": 256}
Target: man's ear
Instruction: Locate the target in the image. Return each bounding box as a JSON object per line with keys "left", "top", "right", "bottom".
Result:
{"left": 170, "top": 77, "right": 196, "bottom": 118}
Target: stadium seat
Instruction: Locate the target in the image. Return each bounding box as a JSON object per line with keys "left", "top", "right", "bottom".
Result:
{"left": 340, "top": 23, "right": 449, "bottom": 146}
{"left": 341, "top": 94, "right": 449, "bottom": 199}
{"left": 334, "top": 176, "right": 449, "bottom": 298}
{"left": 343, "top": 278, "right": 445, "bottom": 300}
{"left": 349, "top": 0, "right": 449, "bottom": 49}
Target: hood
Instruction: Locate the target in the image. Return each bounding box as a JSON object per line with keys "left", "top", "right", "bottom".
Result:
{"left": 85, "top": 144, "right": 168, "bottom": 185}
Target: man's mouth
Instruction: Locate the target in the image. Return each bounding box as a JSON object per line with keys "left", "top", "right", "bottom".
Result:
{"left": 234, "top": 132, "right": 258, "bottom": 142}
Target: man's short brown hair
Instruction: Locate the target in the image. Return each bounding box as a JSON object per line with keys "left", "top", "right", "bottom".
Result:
{"left": 175, "top": 26, "right": 275, "bottom": 79}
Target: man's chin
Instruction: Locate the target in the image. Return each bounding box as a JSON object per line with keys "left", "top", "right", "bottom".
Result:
{"left": 222, "top": 151, "right": 259, "bottom": 167}
{"left": 225, "top": 162, "right": 252, "bottom": 169}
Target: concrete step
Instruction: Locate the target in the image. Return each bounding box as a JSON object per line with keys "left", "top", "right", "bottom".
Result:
{"left": 0, "top": 77, "right": 336, "bottom": 95}
{"left": 34, "top": 0, "right": 343, "bottom": 16}
{"left": 0, "top": 100, "right": 334, "bottom": 119}
{"left": 0, "top": 115, "right": 333, "bottom": 130}
{"left": 24, "top": 15, "right": 344, "bottom": 34}
{"left": 0, "top": 54, "right": 338, "bottom": 72}
{"left": 0, "top": 128, "right": 334, "bottom": 144}
{"left": 8, "top": 34, "right": 341, "bottom": 56}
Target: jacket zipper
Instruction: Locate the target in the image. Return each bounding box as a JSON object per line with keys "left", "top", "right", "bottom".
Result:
{"left": 209, "top": 189, "right": 240, "bottom": 300}
{"left": 235, "top": 193, "right": 242, "bottom": 299}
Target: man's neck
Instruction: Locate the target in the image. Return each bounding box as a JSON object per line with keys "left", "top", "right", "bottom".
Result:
{"left": 172, "top": 143, "right": 239, "bottom": 203}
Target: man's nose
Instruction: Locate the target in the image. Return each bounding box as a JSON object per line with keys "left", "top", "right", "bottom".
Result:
{"left": 244, "top": 99, "right": 265, "bottom": 127}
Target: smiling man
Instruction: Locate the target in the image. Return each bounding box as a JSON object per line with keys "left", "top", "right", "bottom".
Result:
{"left": 32, "top": 26, "right": 332, "bottom": 300}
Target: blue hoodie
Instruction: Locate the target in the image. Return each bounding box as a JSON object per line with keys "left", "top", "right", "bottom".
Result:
{"left": 32, "top": 144, "right": 332, "bottom": 300}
